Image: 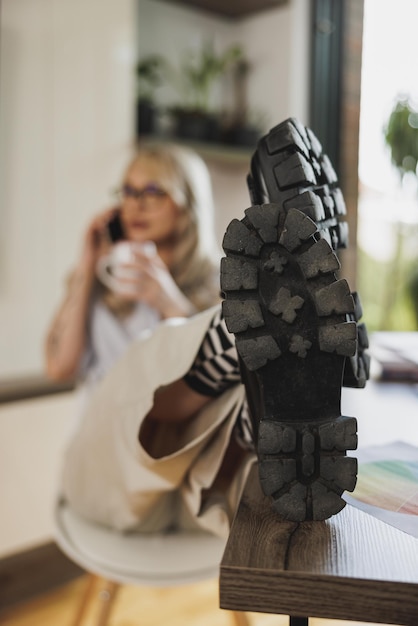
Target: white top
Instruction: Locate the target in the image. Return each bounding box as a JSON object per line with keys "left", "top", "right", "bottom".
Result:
{"left": 75, "top": 298, "right": 160, "bottom": 418}
{"left": 82, "top": 299, "right": 161, "bottom": 385}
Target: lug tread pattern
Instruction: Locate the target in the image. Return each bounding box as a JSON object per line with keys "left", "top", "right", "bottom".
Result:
{"left": 258, "top": 417, "right": 358, "bottom": 521}
{"left": 249, "top": 117, "right": 348, "bottom": 250}
{"left": 298, "top": 239, "right": 341, "bottom": 279}
{"left": 223, "top": 219, "right": 263, "bottom": 257}
{"left": 284, "top": 190, "right": 326, "bottom": 222}
{"left": 314, "top": 279, "right": 355, "bottom": 316}
{"left": 221, "top": 117, "right": 370, "bottom": 521}
{"left": 343, "top": 289, "right": 371, "bottom": 388}
{"left": 222, "top": 300, "right": 264, "bottom": 333}
{"left": 278, "top": 208, "right": 318, "bottom": 251}
{"left": 222, "top": 206, "right": 357, "bottom": 370}
{"left": 266, "top": 123, "right": 310, "bottom": 159}
{"left": 268, "top": 287, "right": 305, "bottom": 323}
{"left": 244, "top": 203, "right": 280, "bottom": 243}
{"left": 274, "top": 152, "right": 317, "bottom": 189}
{"left": 220, "top": 257, "right": 258, "bottom": 291}
{"left": 221, "top": 204, "right": 360, "bottom": 519}
{"left": 318, "top": 322, "right": 357, "bottom": 356}
{"left": 235, "top": 336, "right": 281, "bottom": 371}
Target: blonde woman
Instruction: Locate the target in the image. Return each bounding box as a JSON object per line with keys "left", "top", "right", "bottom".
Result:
{"left": 45, "top": 143, "right": 221, "bottom": 388}
{"left": 46, "top": 142, "right": 251, "bottom": 539}
{"left": 49, "top": 118, "right": 369, "bottom": 537}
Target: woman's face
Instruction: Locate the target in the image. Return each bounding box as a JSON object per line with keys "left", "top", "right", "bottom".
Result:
{"left": 119, "top": 157, "right": 182, "bottom": 247}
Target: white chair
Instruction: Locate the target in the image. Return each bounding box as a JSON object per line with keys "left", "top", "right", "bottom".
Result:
{"left": 54, "top": 497, "right": 249, "bottom": 626}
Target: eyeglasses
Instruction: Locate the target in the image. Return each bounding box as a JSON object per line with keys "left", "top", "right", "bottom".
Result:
{"left": 115, "top": 183, "right": 169, "bottom": 209}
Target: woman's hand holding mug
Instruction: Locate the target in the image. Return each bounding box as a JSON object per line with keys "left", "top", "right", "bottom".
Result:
{"left": 96, "top": 240, "right": 194, "bottom": 318}
{"left": 96, "top": 240, "right": 155, "bottom": 296}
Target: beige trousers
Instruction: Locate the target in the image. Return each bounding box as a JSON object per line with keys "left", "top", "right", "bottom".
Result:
{"left": 61, "top": 306, "right": 255, "bottom": 538}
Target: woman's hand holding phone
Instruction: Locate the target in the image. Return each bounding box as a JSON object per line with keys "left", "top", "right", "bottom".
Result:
{"left": 79, "top": 208, "right": 121, "bottom": 274}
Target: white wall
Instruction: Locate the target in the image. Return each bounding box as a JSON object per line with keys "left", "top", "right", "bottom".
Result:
{"left": 0, "top": 0, "right": 310, "bottom": 558}
{"left": 136, "top": 0, "right": 310, "bottom": 260}
{"left": 0, "top": 0, "right": 137, "bottom": 378}
{"left": 138, "top": 0, "right": 310, "bottom": 131}
{"left": 242, "top": 0, "right": 310, "bottom": 125}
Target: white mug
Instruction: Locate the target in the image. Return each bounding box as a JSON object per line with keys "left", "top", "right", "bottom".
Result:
{"left": 96, "top": 240, "right": 156, "bottom": 294}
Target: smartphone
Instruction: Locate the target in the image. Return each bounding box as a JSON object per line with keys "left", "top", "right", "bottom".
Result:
{"left": 107, "top": 212, "right": 125, "bottom": 243}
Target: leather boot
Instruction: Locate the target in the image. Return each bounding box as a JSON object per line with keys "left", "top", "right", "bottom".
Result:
{"left": 221, "top": 117, "right": 370, "bottom": 521}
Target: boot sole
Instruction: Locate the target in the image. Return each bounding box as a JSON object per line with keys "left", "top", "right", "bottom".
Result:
{"left": 221, "top": 118, "right": 365, "bottom": 521}
{"left": 247, "top": 117, "right": 370, "bottom": 390}
{"left": 247, "top": 117, "right": 348, "bottom": 250}
{"left": 221, "top": 206, "right": 358, "bottom": 521}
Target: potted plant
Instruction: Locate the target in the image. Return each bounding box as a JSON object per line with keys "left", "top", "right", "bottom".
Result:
{"left": 135, "top": 54, "right": 167, "bottom": 136}
{"left": 222, "top": 57, "right": 264, "bottom": 148}
{"left": 170, "top": 42, "right": 243, "bottom": 143}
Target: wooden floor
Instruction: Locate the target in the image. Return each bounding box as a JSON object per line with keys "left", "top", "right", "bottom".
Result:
{"left": 0, "top": 574, "right": 382, "bottom": 626}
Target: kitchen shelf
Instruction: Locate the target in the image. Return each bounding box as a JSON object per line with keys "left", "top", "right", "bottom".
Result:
{"left": 156, "top": 0, "right": 289, "bottom": 19}
{"left": 138, "top": 134, "right": 254, "bottom": 166}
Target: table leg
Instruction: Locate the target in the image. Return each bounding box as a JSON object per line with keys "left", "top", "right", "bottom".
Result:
{"left": 289, "top": 617, "right": 308, "bottom": 626}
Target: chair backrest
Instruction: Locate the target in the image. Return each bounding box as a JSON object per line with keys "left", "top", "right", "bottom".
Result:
{"left": 54, "top": 498, "right": 228, "bottom": 587}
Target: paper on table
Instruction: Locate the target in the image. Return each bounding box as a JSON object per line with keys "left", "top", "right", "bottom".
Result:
{"left": 369, "top": 332, "right": 418, "bottom": 383}
{"left": 344, "top": 441, "right": 418, "bottom": 538}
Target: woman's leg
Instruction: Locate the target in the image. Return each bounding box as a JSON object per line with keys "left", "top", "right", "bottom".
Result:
{"left": 143, "top": 307, "right": 254, "bottom": 452}
{"left": 145, "top": 307, "right": 240, "bottom": 424}
{"left": 64, "top": 303, "right": 249, "bottom": 534}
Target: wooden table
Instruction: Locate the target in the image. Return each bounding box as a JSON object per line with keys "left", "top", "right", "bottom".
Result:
{"left": 220, "top": 370, "right": 418, "bottom": 626}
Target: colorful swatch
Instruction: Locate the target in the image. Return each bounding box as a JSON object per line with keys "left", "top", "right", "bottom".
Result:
{"left": 352, "top": 460, "right": 418, "bottom": 515}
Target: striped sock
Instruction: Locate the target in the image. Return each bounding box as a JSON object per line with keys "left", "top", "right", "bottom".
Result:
{"left": 183, "top": 307, "right": 241, "bottom": 397}
{"left": 183, "top": 307, "right": 255, "bottom": 450}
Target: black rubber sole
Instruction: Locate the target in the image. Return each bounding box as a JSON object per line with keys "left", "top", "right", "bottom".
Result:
{"left": 220, "top": 118, "right": 367, "bottom": 521}
{"left": 221, "top": 206, "right": 358, "bottom": 520}
{"left": 247, "top": 117, "right": 371, "bottom": 390}
{"left": 247, "top": 117, "right": 349, "bottom": 251}
{"left": 343, "top": 292, "right": 371, "bottom": 388}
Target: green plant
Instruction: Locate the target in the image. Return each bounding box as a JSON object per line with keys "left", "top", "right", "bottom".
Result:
{"left": 407, "top": 263, "right": 418, "bottom": 328}
{"left": 177, "top": 42, "right": 243, "bottom": 113}
{"left": 377, "top": 96, "right": 418, "bottom": 329}
{"left": 136, "top": 54, "right": 167, "bottom": 102}
{"left": 384, "top": 96, "right": 418, "bottom": 180}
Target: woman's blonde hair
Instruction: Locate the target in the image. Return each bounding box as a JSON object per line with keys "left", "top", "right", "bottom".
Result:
{"left": 106, "top": 142, "right": 221, "bottom": 313}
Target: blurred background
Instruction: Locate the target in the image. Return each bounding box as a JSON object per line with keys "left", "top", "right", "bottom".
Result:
{"left": 0, "top": 0, "right": 417, "bottom": 610}
{"left": 358, "top": 0, "right": 418, "bottom": 332}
